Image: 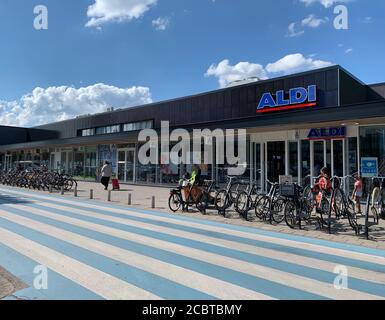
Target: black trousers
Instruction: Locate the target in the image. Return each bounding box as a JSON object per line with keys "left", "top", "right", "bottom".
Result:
{"left": 101, "top": 177, "right": 110, "bottom": 189}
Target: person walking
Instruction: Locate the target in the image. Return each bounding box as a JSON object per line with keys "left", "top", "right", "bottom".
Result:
{"left": 352, "top": 174, "right": 363, "bottom": 214}
{"left": 100, "top": 161, "right": 112, "bottom": 190}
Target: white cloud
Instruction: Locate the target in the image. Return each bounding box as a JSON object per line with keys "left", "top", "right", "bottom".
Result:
{"left": 0, "top": 84, "right": 152, "bottom": 127}
{"left": 266, "top": 53, "right": 333, "bottom": 74}
{"left": 301, "top": 15, "right": 329, "bottom": 28}
{"left": 86, "top": 0, "right": 157, "bottom": 28}
{"left": 152, "top": 17, "right": 170, "bottom": 31}
{"left": 345, "top": 48, "right": 353, "bottom": 53}
{"left": 287, "top": 22, "right": 305, "bottom": 38}
{"left": 362, "top": 16, "right": 373, "bottom": 24}
{"left": 205, "top": 60, "right": 268, "bottom": 88}
{"left": 206, "top": 54, "right": 334, "bottom": 87}
{"left": 299, "top": 0, "right": 351, "bottom": 8}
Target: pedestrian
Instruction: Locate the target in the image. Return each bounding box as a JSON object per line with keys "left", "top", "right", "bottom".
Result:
{"left": 100, "top": 161, "right": 112, "bottom": 190}
{"left": 352, "top": 174, "right": 363, "bottom": 214}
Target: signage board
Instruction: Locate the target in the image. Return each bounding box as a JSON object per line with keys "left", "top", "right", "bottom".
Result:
{"left": 361, "top": 157, "right": 378, "bottom": 178}
{"left": 279, "top": 175, "right": 293, "bottom": 184}
{"left": 307, "top": 127, "right": 346, "bottom": 140}
{"left": 257, "top": 85, "right": 317, "bottom": 113}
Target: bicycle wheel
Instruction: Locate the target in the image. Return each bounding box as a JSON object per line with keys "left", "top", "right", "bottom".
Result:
{"left": 319, "top": 196, "right": 331, "bottom": 226}
{"left": 255, "top": 196, "right": 270, "bottom": 220}
{"left": 235, "top": 192, "right": 249, "bottom": 216}
{"left": 168, "top": 193, "right": 182, "bottom": 212}
{"left": 196, "top": 192, "right": 209, "bottom": 215}
{"left": 371, "top": 207, "right": 379, "bottom": 223}
{"left": 333, "top": 188, "right": 345, "bottom": 219}
{"left": 215, "top": 190, "right": 230, "bottom": 211}
{"left": 271, "top": 197, "right": 286, "bottom": 224}
{"left": 284, "top": 200, "right": 297, "bottom": 229}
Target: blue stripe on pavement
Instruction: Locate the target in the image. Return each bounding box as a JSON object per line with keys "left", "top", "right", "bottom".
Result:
{"left": 0, "top": 207, "right": 326, "bottom": 300}
{"left": 1, "top": 187, "right": 384, "bottom": 258}
{"left": 0, "top": 217, "right": 215, "bottom": 300}
{"left": 23, "top": 202, "right": 385, "bottom": 298}
{"left": 7, "top": 195, "right": 384, "bottom": 275}
{"left": 0, "top": 241, "right": 102, "bottom": 300}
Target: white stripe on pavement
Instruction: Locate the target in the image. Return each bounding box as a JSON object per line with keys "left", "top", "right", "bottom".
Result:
{"left": 22, "top": 200, "right": 385, "bottom": 286}
{"left": 1, "top": 206, "right": 381, "bottom": 300}
{"left": 2, "top": 188, "right": 384, "bottom": 267}
{"left": 0, "top": 208, "right": 274, "bottom": 300}
{"left": 0, "top": 227, "right": 161, "bottom": 300}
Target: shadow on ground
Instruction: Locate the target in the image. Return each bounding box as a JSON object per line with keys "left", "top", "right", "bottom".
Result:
{"left": 0, "top": 195, "right": 34, "bottom": 205}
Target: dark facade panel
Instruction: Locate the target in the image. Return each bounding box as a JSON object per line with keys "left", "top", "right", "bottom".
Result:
{"left": 339, "top": 69, "right": 367, "bottom": 106}
{"left": 0, "top": 127, "right": 28, "bottom": 145}
{"left": 369, "top": 83, "right": 385, "bottom": 100}
{"left": 28, "top": 66, "right": 344, "bottom": 140}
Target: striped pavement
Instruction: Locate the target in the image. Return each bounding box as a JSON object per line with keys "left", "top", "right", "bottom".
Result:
{"left": 0, "top": 187, "right": 385, "bottom": 300}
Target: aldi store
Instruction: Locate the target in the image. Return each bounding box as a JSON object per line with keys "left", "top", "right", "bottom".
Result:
{"left": 1, "top": 65, "right": 385, "bottom": 190}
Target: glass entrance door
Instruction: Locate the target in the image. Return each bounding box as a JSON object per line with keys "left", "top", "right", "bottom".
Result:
{"left": 117, "top": 148, "right": 136, "bottom": 183}
{"left": 252, "top": 143, "right": 262, "bottom": 190}
{"left": 311, "top": 139, "right": 345, "bottom": 179}
{"left": 5, "top": 155, "right": 12, "bottom": 170}
{"left": 266, "top": 141, "right": 286, "bottom": 184}
{"left": 332, "top": 140, "right": 344, "bottom": 177}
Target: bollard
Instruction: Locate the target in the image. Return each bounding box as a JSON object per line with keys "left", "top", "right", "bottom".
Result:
{"left": 49, "top": 185, "right": 52, "bottom": 193}
{"left": 61, "top": 186, "right": 64, "bottom": 195}
{"left": 90, "top": 189, "right": 94, "bottom": 200}
{"left": 108, "top": 190, "right": 111, "bottom": 202}
{"left": 74, "top": 185, "right": 78, "bottom": 197}
{"left": 128, "top": 193, "right": 132, "bottom": 205}
{"left": 151, "top": 196, "right": 155, "bottom": 209}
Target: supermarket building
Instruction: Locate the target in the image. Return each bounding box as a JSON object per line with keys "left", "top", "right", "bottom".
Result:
{"left": 0, "top": 65, "right": 385, "bottom": 190}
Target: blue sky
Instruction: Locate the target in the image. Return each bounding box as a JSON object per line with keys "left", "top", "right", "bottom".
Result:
{"left": 0, "top": 0, "right": 384, "bottom": 126}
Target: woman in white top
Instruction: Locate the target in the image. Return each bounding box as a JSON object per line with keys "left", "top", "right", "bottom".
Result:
{"left": 100, "top": 161, "right": 112, "bottom": 190}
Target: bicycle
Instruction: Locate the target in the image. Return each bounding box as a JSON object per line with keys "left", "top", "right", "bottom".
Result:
{"left": 215, "top": 176, "right": 242, "bottom": 215}
{"left": 168, "top": 178, "right": 200, "bottom": 213}
{"left": 196, "top": 180, "right": 221, "bottom": 215}
{"left": 254, "top": 179, "right": 286, "bottom": 224}
{"left": 284, "top": 184, "right": 314, "bottom": 229}
{"left": 235, "top": 181, "right": 263, "bottom": 221}
{"left": 332, "top": 175, "right": 360, "bottom": 234}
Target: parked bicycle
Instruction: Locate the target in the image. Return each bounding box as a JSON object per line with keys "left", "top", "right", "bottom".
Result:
{"left": 255, "top": 179, "right": 286, "bottom": 224}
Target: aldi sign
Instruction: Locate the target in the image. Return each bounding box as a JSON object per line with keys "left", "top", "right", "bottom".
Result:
{"left": 257, "top": 85, "right": 317, "bottom": 114}
{"left": 307, "top": 127, "right": 346, "bottom": 140}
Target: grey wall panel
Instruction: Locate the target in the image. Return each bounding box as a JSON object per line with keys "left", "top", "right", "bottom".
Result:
{"left": 28, "top": 66, "right": 347, "bottom": 140}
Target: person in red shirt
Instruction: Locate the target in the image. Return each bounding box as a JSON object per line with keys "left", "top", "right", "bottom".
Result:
{"left": 314, "top": 167, "right": 332, "bottom": 205}
{"left": 319, "top": 167, "right": 332, "bottom": 192}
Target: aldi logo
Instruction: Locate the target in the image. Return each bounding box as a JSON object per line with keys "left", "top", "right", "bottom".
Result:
{"left": 257, "top": 85, "right": 317, "bottom": 113}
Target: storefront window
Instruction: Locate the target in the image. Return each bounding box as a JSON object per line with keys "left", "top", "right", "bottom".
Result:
{"left": 301, "top": 141, "right": 310, "bottom": 185}
{"left": 73, "top": 152, "right": 85, "bottom": 177}
{"left": 136, "top": 142, "right": 159, "bottom": 184}
{"left": 289, "top": 142, "right": 298, "bottom": 183}
{"left": 313, "top": 141, "right": 324, "bottom": 177}
{"left": 348, "top": 137, "right": 358, "bottom": 175}
{"left": 333, "top": 140, "right": 344, "bottom": 177}
{"left": 85, "top": 147, "right": 97, "bottom": 180}
{"left": 267, "top": 141, "right": 285, "bottom": 183}
{"left": 360, "top": 126, "right": 385, "bottom": 176}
